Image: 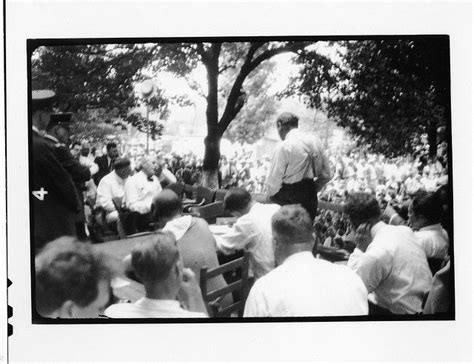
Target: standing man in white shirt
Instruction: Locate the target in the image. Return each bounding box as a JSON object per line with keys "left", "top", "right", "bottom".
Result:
{"left": 265, "top": 112, "right": 333, "bottom": 220}
{"left": 124, "top": 157, "right": 162, "bottom": 231}
{"left": 96, "top": 158, "right": 132, "bottom": 224}
{"left": 346, "top": 192, "right": 433, "bottom": 315}
{"left": 215, "top": 188, "right": 281, "bottom": 280}
{"left": 244, "top": 205, "right": 368, "bottom": 317}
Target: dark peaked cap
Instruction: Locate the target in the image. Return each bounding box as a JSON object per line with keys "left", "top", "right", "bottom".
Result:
{"left": 32, "top": 89, "right": 56, "bottom": 112}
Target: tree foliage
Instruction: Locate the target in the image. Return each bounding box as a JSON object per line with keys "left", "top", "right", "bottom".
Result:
{"left": 286, "top": 38, "right": 450, "bottom": 157}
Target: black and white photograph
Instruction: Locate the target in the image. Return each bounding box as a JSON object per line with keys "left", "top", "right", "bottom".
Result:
{"left": 4, "top": 1, "right": 472, "bottom": 362}
{"left": 29, "top": 36, "right": 454, "bottom": 321}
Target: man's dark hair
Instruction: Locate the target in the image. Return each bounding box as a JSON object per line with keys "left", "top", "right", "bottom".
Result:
{"left": 272, "top": 205, "right": 314, "bottom": 244}
{"left": 113, "top": 157, "right": 130, "bottom": 170}
{"left": 106, "top": 142, "right": 117, "bottom": 151}
{"left": 223, "top": 188, "right": 252, "bottom": 213}
{"left": 35, "top": 237, "right": 112, "bottom": 317}
{"left": 131, "top": 232, "right": 179, "bottom": 283}
{"left": 277, "top": 112, "right": 299, "bottom": 128}
{"left": 153, "top": 189, "right": 182, "bottom": 221}
{"left": 411, "top": 190, "right": 443, "bottom": 225}
{"left": 344, "top": 192, "right": 381, "bottom": 228}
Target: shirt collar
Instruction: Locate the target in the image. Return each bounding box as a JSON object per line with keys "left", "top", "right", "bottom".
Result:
{"left": 370, "top": 221, "right": 386, "bottom": 237}
{"left": 138, "top": 297, "right": 181, "bottom": 309}
{"left": 286, "top": 128, "right": 300, "bottom": 139}
{"left": 418, "top": 223, "right": 442, "bottom": 232}
{"left": 163, "top": 215, "right": 193, "bottom": 241}
{"left": 281, "top": 250, "right": 314, "bottom": 265}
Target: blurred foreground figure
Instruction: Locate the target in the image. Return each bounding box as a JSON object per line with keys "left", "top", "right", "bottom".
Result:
{"left": 244, "top": 205, "right": 368, "bottom": 317}
{"left": 31, "top": 90, "right": 79, "bottom": 250}
{"left": 265, "top": 112, "right": 333, "bottom": 220}
{"left": 35, "top": 237, "right": 112, "bottom": 318}
{"left": 346, "top": 192, "right": 432, "bottom": 314}
{"left": 105, "top": 232, "right": 208, "bottom": 318}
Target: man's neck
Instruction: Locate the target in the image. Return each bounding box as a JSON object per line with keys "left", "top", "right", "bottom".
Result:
{"left": 277, "top": 244, "right": 312, "bottom": 266}
{"left": 144, "top": 280, "right": 178, "bottom": 301}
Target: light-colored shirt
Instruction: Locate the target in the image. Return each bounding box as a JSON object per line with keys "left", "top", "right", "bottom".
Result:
{"left": 124, "top": 171, "right": 162, "bottom": 214}
{"left": 159, "top": 168, "right": 177, "bottom": 185}
{"left": 96, "top": 171, "right": 128, "bottom": 222}
{"left": 244, "top": 251, "right": 368, "bottom": 317}
{"left": 347, "top": 222, "right": 432, "bottom": 314}
{"left": 79, "top": 155, "right": 99, "bottom": 176}
{"left": 215, "top": 202, "right": 281, "bottom": 279}
{"left": 414, "top": 224, "right": 449, "bottom": 260}
{"left": 105, "top": 297, "right": 207, "bottom": 318}
{"left": 265, "top": 128, "right": 331, "bottom": 196}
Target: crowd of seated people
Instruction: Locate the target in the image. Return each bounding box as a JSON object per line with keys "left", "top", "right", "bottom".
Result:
{"left": 34, "top": 131, "right": 451, "bottom": 319}
{"left": 35, "top": 185, "right": 452, "bottom": 319}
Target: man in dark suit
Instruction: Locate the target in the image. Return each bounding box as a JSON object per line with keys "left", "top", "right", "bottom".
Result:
{"left": 94, "top": 142, "right": 119, "bottom": 186}
{"left": 43, "top": 113, "right": 91, "bottom": 240}
{"left": 31, "top": 90, "right": 79, "bottom": 251}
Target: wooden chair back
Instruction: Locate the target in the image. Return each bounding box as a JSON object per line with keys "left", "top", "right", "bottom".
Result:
{"left": 215, "top": 189, "right": 228, "bottom": 202}
{"left": 195, "top": 185, "right": 216, "bottom": 205}
{"left": 166, "top": 182, "right": 185, "bottom": 198}
{"left": 188, "top": 201, "right": 225, "bottom": 224}
{"left": 200, "top": 251, "right": 250, "bottom": 318}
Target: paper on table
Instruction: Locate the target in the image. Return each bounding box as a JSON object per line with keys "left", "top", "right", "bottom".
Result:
{"left": 111, "top": 277, "right": 131, "bottom": 289}
{"left": 209, "top": 224, "right": 233, "bottom": 235}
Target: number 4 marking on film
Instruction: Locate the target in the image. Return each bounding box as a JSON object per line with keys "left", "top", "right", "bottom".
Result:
{"left": 32, "top": 188, "right": 48, "bottom": 201}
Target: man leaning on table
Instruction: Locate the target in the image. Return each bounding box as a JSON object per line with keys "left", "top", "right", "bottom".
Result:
{"left": 345, "top": 192, "right": 432, "bottom": 315}
{"left": 105, "top": 232, "right": 208, "bottom": 318}
{"left": 215, "top": 188, "right": 280, "bottom": 280}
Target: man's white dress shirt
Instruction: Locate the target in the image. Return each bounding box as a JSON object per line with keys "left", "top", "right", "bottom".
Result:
{"left": 124, "top": 171, "right": 162, "bottom": 214}
{"left": 79, "top": 155, "right": 99, "bottom": 176}
{"left": 265, "top": 128, "right": 331, "bottom": 196}
{"left": 105, "top": 297, "right": 207, "bottom": 318}
{"left": 96, "top": 171, "right": 128, "bottom": 222}
{"left": 348, "top": 221, "right": 432, "bottom": 314}
{"left": 215, "top": 202, "right": 281, "bottom": 279}
{"left": 244, "top": 251, "right": 368, "bottom": 317}
{"left": 414, "top": 223, "right": 449, "bottom": 260}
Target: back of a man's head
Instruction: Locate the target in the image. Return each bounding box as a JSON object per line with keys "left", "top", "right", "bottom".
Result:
{"left": 223, "top": 188, "right": 252, "bottom": 213}
{"left": 411, "top": 190, "right": 443, "bottom": 225}
{"left": 131, "top": 232, "right": 179, "bottom": 283}
{"left": 344, "top": 192, "right": 381, "bottom": 228}
{"left": 153, "top": 189, "right": 182, "bottom": 222}
{"left": 35, "top": 237, "right": 112, "bottom": 318}
{"left": 272, "top": 205, "right": 314, "bottom": 245}
{"left": 277, "top": 112, "right": 299, "bottom": 129}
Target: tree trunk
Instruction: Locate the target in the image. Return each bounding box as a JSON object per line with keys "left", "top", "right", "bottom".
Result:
{"left": 202, "top": 44, "right": 222, "bottom": 188}
{"left": 427, "top": 121, "right": 438, "bottom": 157}
{"left": 202, "top": 134, "right": 221, "bottom": 188}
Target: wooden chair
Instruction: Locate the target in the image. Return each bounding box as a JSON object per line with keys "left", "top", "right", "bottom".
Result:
{"left": 165, "top": 182, "right": 185, "bottom": 198}
{"left": 188, "top": 201, "right": 225, "bottom": 224}
{"left": 200, "top": 251, "right": 250, "bottom": 318}
{"left": 215, "top": 189, "right": 228, "bottom": 202}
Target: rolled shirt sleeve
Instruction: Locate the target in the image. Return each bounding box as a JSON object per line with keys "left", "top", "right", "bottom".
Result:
{"left": 348, "top": 246, "right": 391, "bottom": 294}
